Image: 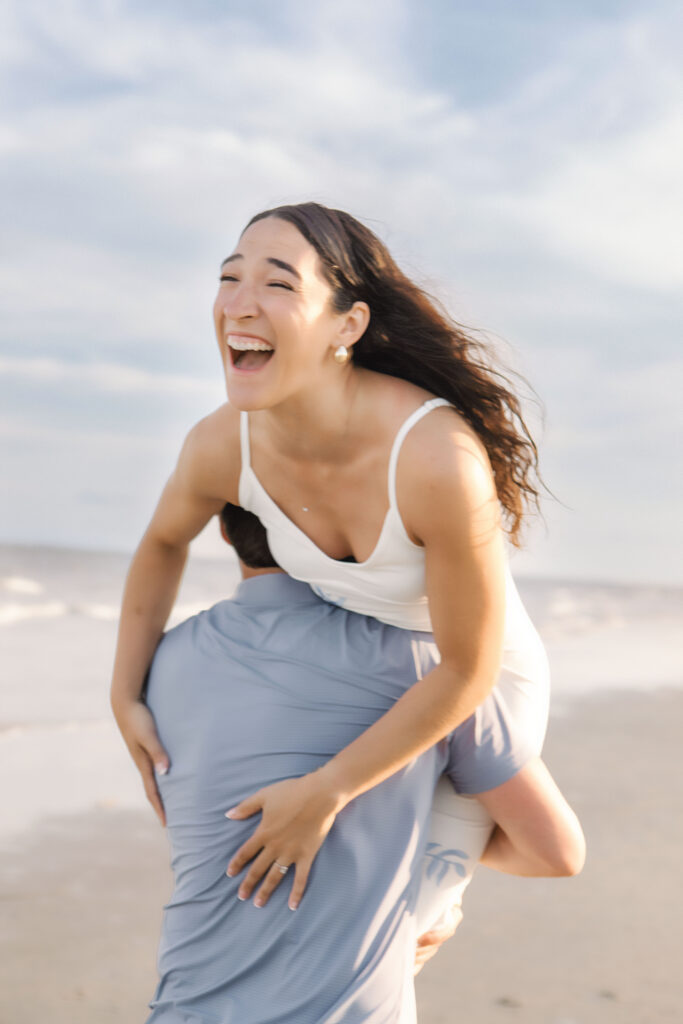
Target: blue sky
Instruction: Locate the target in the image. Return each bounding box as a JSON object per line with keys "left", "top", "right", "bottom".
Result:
{"left": 1, "top": 0, "right": 681, "bottom": 584}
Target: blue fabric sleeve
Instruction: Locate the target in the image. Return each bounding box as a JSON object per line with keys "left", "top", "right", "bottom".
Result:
{"left": 444, "top": 691, "right": 536, "bottom": 794}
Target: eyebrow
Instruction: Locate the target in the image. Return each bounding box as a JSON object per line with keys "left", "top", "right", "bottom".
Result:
{"left": 220, "top": 254, "right": 301, "bottom": 281}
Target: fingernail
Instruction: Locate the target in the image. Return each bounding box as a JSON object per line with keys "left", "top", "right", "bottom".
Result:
{"left": 226, "top": 867, "right": 235, "bottom": 877}
{"left": 225, "top": 808, "right": 237, "bottom": 818}
{"left": 237, "top": 891, "right": 247, "bottom": 901}
{"left": 254, "top": 899, "right": 263, "bottom": 908}
{"left": 289, "top": 901, "right": 298, "bottom": 911}
{"left": 155, "top": 762, "right": 168, "bottom": 776}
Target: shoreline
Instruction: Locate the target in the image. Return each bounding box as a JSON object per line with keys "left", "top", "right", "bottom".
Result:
{"left": 3, "top": 538, "right": 683, "bottom": 593}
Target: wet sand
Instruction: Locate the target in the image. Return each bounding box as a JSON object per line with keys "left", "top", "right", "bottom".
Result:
{"left": 1, "top": 689, "right": 681, "bottom": 1023}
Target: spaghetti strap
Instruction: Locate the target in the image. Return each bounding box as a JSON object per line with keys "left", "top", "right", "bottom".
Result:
{"left": 387, "top": 399, "right": 451, "bottom": 511}
{"left": 240, "top": 411, "right": 251, "bottom": 472}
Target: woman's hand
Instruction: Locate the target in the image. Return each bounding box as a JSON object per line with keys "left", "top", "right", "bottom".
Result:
{"left": 112, "top": 699, "right": 170, "bottom": 827}
{"left": 225, "top": 773, "right": 343, "bottom": 910}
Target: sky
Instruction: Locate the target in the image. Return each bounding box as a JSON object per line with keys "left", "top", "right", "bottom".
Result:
{"left": 0, "top": 0, "right": 681, "bottom": 585}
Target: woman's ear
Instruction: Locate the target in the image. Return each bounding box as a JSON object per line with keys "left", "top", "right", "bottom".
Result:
{"left": 337, "top": 301, "right": 370, "bottom": 350}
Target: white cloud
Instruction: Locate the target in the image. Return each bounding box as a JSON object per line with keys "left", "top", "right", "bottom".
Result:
{"left": 486, "top": 13, "right": 683, "bottom": 291}
{"left": 1, "top": 0, "right": 681, "bottom": 582}
{"left": 0, "top": 356, "right": 223, "bottom": 398}
{"left": 0, "top": 236, "right": 216, "bottom": 358}
{"left": 507, "top": 110, "right": 683, "bottom": 290}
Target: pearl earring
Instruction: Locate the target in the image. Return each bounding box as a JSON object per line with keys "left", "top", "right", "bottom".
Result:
{"left": 334, "top": 345, "right": 350, "bottom": 365}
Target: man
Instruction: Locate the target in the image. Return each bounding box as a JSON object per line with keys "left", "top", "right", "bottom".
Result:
{"left": 130, "top": 505, "right": 583, "bottom": 1022}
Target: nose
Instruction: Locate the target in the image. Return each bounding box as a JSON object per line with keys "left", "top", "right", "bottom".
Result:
{"left": 221, "top": 280, "right": 259, "bottom": 322}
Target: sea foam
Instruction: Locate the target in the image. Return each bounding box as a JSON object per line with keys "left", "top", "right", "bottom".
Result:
{"left": 0, "top": 601, "right": 68, "bottom": 626}
{"left": 1, "top": 542, "right": 681, "bottom": 842}
{"left": 1, "top": 576, "right": 44, "bottom": 595}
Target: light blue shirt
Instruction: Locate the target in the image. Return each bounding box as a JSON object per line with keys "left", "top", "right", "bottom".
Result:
{"left": 145, "top": 574, "right": 529, "bottom": 1023}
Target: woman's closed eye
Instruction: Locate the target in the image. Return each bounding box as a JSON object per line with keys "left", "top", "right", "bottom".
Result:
{"left": 218, "top": 275, "right": 293, "bottom": 291}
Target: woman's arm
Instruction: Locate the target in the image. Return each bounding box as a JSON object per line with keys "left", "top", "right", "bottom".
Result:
{"left": 227, "top": 413, "right": 508, "bottom": 905}
{"left": 110, "top": 525, "right": 190, "bottom": 826}
{"left": 111, "top": 410, "right": 236, "bottom": 821}
{"left": 318, "top": 430, "right": 505, "bottom": 802}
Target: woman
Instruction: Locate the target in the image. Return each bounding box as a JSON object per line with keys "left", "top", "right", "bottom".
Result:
{"left": 112, "top": 202, "right": 580, "bottom": 927}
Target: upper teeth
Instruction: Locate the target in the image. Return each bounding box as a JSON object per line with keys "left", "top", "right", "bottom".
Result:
{"left": 228, "top": 336, "right": 274, "bottom": 352}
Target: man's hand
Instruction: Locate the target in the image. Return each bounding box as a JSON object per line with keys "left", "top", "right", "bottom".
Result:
{"left": 414, "top": 906, "right": 463, "bottom": 975}
{"left": 112, "top": 699, "right": 169, "bottom": 826}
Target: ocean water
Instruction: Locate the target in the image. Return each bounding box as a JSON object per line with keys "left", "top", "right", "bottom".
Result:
{"left": 2, "top": 543, "right": 681, "bottom": 842}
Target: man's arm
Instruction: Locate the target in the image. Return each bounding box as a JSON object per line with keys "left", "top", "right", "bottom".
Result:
{"left": 414, "top": 907, "right": 462, "bottom": 975}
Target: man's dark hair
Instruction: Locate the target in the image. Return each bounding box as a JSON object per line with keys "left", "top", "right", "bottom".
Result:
{"left": 219, "top": 503, "right": 279, "bottom": 569}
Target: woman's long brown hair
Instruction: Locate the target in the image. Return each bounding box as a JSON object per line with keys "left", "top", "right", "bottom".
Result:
{"left": 246, "top": 202, "right": 541, "bottom": 545}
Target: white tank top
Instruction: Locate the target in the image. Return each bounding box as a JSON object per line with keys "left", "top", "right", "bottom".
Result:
{"left": 238, "top": 399, "right": 452, "bottom": 630}
{"left": 238, "top": 398, "right": 533, "bottom": 646}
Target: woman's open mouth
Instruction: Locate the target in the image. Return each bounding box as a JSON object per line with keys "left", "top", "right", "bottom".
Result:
{"left": 227, "top": 335, "right": 275, "bottom": 372}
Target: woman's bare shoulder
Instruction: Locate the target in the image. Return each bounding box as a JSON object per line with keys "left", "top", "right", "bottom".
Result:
{"left": 362, "top": 371, "right": 485, "bottom": 461}
{"left": 398, "top": 404, "right": 498, "bottom": 543}
{"left": 409, "top": 403, "right": 490, "bottom": 470}
{"left": 176, "top": 402, "right": 242, "bottom": 502}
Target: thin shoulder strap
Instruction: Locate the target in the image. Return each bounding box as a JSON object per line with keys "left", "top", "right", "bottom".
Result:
{"left": 240, "top": 411, "right": 251, "bottom": 471}
{"left": 387, "top": 398, "right": 451, "bottom": 510}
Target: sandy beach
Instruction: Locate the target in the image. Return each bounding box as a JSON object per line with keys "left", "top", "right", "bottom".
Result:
{"left": 1, "top": 688, "right": 680, "bottom": 1023}
{"left": 2, "top": 546, "right": 682, "bottom": 1023}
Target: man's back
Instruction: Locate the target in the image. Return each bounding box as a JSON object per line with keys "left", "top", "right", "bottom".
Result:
{"left": 145, "top": 573, "right": 444, "bottom": 1024}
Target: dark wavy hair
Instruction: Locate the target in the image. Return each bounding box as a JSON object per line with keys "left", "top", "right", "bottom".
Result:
{"left": 245, "top": 202, "right": 541, "bottom": 545}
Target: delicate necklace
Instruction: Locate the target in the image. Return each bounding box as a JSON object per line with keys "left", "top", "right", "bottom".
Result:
{"left": 296, "top": 375, "right": 362, "bottom": 518}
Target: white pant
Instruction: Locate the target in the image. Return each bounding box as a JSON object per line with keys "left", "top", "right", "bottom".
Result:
{"left": 415, "top": 646, "right": 551, "bottom": 934}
